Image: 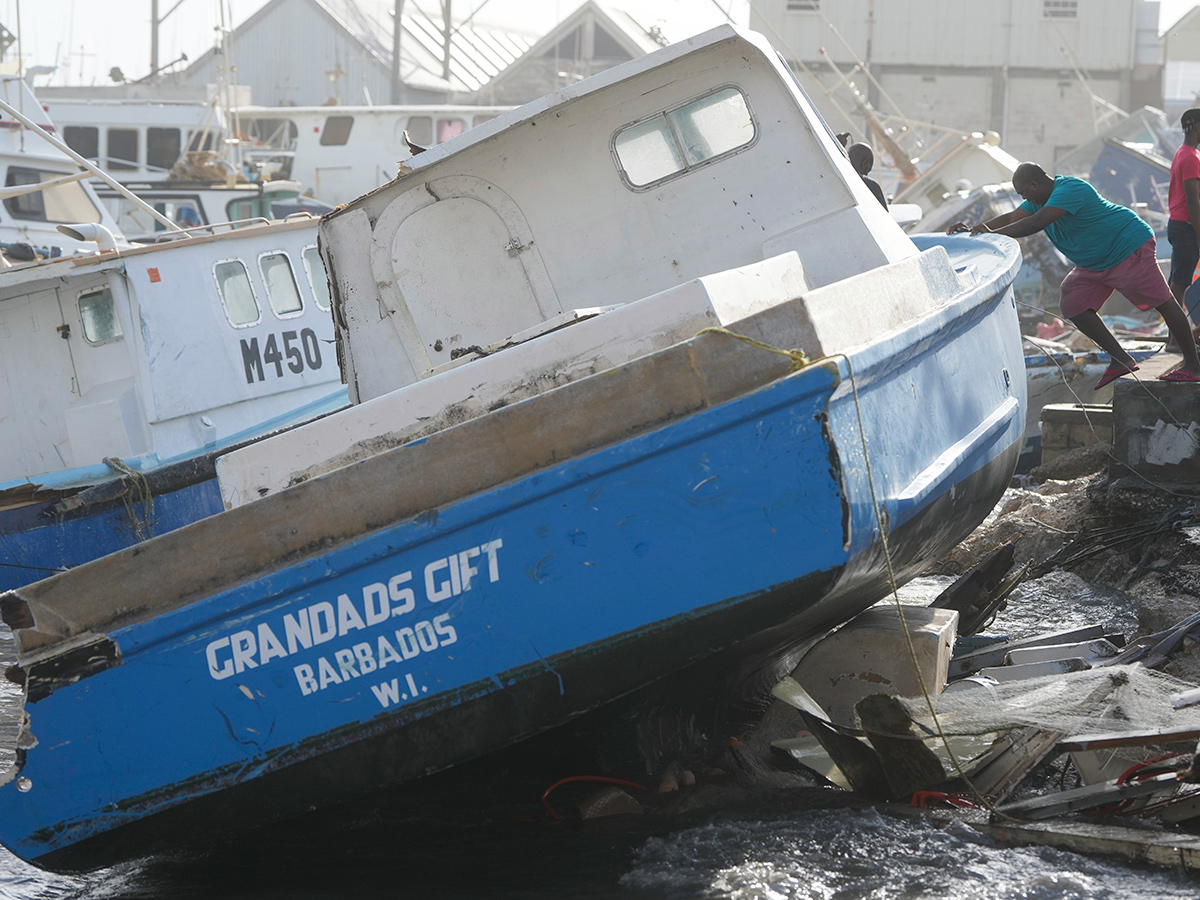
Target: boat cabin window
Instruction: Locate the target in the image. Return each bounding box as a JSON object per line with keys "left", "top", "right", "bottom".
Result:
{"left": 78, "top": 286, "right": 123, "bottom": 344}
{"left": 319, "top": 116, "right": 354, "bottom": 146}
{"left": 214, "top": 259, "right": 261, "bottom": 327}
{"left": 260, "top": 252, "right": 303, "bottom": 317}
{"left": 147, "top": 128, "right": 182, "bottom": 172}
{"left": 247, "top": 118, "right": 299, "bottom": 150}
{"left": 4, "top": 167, "right": 103, "bottom": 224}
{"left": 187, "top": 130, "right": 216, "bottom": 152}
{"left": 108, "top": 128, "right": 138, "bottom": 171}
{"left": 63, "top": 126, "right": 99, "bottom": 161}
{"left": 302, "top": 245, "right": 331, "bottom": 311}
{"left": 437, "top": 118, "right": 466, "bottom": 143}
{"left": 405, "top": 116, "right": 433, "bottom": 147}
{"left": 612, "top": 86, "right": 756, "bottom": 190}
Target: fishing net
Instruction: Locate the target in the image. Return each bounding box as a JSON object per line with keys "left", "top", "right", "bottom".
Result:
{"left": 901, "top": 665, "right": 1200, "bottom": 741}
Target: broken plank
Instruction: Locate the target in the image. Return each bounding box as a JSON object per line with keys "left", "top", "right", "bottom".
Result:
{"left": 974, "top": 817, "right": 1200, "bottom": 870}
{"left": 993, "top": 771, "right": 1179, "bottom": 820}
{"left": 948, "top": 625, "right": 1105, "bottom": 679}
{"left": 1057, "top": 725, "right": 1200, "bottom": 752}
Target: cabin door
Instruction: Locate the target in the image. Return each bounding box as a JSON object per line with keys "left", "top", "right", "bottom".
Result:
{"left": 384, "top": 181, "right": 559, "bottom": 372}
{"left": 0, "top": 288, "right": 77, "bottom": 480}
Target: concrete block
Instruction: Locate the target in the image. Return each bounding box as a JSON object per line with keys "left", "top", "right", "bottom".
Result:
{"left": 789, "top": 606, "right": 958, "bottom": 728}
{"left": 1110, "top": 380, "right": 1200, "bottom": 489}
{"left": 1040, "top": 403, "right": 1112, "bottom": 463}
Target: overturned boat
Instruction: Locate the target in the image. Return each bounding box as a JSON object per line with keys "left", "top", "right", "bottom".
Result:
{"left": 0, "top": 25, "right": 1026, "bottom": 871}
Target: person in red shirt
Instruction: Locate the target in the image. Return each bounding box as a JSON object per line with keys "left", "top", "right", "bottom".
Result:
{"left": 1167, "top": 107, "right": 1200, "bottom": 340}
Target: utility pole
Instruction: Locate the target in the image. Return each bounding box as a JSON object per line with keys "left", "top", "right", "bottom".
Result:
{"left": 151, "top": 0, "right": 159, "bottom": 77}
{"left": 391, "top": 0, "right": 405, "bottom": 104}
{"left": 442, "top": 0, "right": 452, "bottom": 82}
{"left": 150, "top": 0, "right": 188, "bottom": 78}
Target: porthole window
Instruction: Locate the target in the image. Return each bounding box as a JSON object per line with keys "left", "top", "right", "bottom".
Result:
{"left": 214, "top": 259, "right": 260, "bottom": 327}
{"left": 612, "top": 86, "right": 756, "bottom": 190}
{"left": 302, "top": 245, "right": 331, "bottom": 311}
{"left": 260, "top": 252, "right": 303, "bottom": 317}
{"left": 78, "top": 286, "right": 123, "bottom": 344}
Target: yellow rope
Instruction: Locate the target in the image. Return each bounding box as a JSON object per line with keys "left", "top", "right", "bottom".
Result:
{"left": 837, "top": 354, "right": 1007, "bottom": 816}
{"left": 103, "top": 457, "right": 155, "bottom": 542}
{"left": 696, "top": 326, "right": 809, "bottom": 372}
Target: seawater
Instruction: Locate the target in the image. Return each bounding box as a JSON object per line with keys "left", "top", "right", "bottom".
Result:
{"left": 0, "top": 575, "right": 1195, "bottom": 899}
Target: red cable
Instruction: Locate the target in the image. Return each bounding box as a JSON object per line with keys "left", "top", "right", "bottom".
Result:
{"left": 540, "top": 775, "right": 649, "bottom": 820}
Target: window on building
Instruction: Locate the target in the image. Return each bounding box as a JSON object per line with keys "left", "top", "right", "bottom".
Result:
{"left": 1042, "top": 0, "right": 1078, "bottom": 18}
{"left": 63, "top": 126, "right": 99, "bottom": 161}
{"left": 260, "top": 252, "right": 303, "bottom": 317}
{"left": 405, "top": 115, "right": 432, "bottom": 146}
{"left": 302, "top": 246, "right": 332, "bottom": 311}
{"left": 107, "top": 128, "right": 138, "bottom": 170}
{"left": 78, "top": 286, "right": 122, "bottom": 344}
{"left": 786, "top": 0, "right": 820, "bottom": 10}
{"left": 214, "top": 259, "right": 260, "bottom": 326}
{"left": 3, "top": 166, "right": 103, "bottom": 223}
{"left": 613, "top": 86, "right": 756, "bottom": 190}
{"left": 437, "top": 118, "right": 466, "bottom": 143}
{"left": 147, "top": 127, "right": 182, "bottom": 171}
{"left": 319, "top": 115, "right": 354, "bottom": 146}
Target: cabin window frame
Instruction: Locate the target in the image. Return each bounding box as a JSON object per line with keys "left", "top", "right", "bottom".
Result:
{"left": 1042, "top": 0, "right": 1078, "bottom": 18}
{"left": 610, "top": 84, "right": 759, "bottom": 193}
{"left": 76, "top": 284, "right": 124, "bottom": 346}
{"left": 301, "top": 244, "right": 332, "bottom": 311}
{"left": 257, "top": 249, "right": 305, "bottom": 319}
{"left": 319, "top": 115, "right": 355, "bottom": 146}
{"left": 3, "top": 165, "right": 104, "bottom": 224}
{"left": 213, "top": 257, "right": 263, "bottom": 328}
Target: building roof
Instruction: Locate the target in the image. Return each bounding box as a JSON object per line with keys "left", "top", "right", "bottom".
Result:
{"left": 475, "top": 0, "right": 668, "bottom": 103}
{"left": 185, "top": 0, "right": 538, "bottom": 97}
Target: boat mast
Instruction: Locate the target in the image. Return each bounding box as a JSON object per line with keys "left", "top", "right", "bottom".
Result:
{"left": 391, "top": 0, "right": 405, "bottom": 103}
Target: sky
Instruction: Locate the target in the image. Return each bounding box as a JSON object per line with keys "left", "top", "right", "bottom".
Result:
{"left": 2, "top": 0, "right": 1197, "bottom": 89}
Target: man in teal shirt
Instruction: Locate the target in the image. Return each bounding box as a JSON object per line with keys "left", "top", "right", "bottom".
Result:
{"left": 948, "top": 162, "right": 1200, "bottom": 387}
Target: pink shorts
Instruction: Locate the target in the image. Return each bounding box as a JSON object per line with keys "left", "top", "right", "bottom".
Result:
{"left": 1058, "top": 238, "right": 1173, "bottom": 318}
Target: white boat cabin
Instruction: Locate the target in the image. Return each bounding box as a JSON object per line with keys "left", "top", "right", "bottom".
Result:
{"left": 43, "top": 95, "right": 224, "bottom": 184}
{"left": 0, "top": 78, "right": 126, "bottom": 259}
{"left": 92, "top": 179, "right": 335, "bottom": 241}
{"left": 237, "top": 104, "right": 512, "bottom": 205}
{"left": 323, "top": 25, "right": 915, "bottom": 405}
{"left": 0, "top": 218, "right": 342, "bottom": 489}
{"left": 217, "top": 26, "right": 930, "bottom": 505}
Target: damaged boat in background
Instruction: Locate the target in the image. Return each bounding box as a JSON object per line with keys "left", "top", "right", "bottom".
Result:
{"left": 0, "top": 81, "right": 347, "bottom": 591}
{"left": 0, "top": 25, "right": 1026, "bottom": 871}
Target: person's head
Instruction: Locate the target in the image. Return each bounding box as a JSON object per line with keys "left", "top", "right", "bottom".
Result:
{"left": 1182, "top": 108, "right": 1200, "bottom": 138}
{"left": 847, "top": 142, "right": 874, "bottom": 177}
{"left": 177, "top": 206, "right": 201, "bottom": 227}
{"left": 1012, "top": 162, "right": 1054, "bottom": 206}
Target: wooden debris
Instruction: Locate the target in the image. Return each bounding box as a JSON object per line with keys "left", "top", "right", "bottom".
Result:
{"left": 930, "top": 543, "right": 1027, "bottom": 635}
{"left": 948, "top": 625, "right": 1105, "bottom": 679}
{"left": 993, "top": 771, "right": 1180, "bottom": 820}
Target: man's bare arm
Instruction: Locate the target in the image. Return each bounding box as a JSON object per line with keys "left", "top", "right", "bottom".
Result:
{"left": 977, "top": 205, "right": 1067, "bottom": 238}
{"left": 947, "top": 207, "right": 1031, "bottom": 235}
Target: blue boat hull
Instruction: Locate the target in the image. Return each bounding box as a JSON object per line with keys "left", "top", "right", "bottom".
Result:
{"left": 0, "top": 238, "right": 1026, "bottom": 871}
{"left": 0, "top": 461, "right": 224, "bottom": 592}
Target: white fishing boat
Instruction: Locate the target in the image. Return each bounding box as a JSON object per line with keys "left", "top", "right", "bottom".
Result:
{"left": 0, "top": 25, "right": 1025, "bottom": 871}
{"left": 0, "top": 84, "right": 346, "bottom": 591}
